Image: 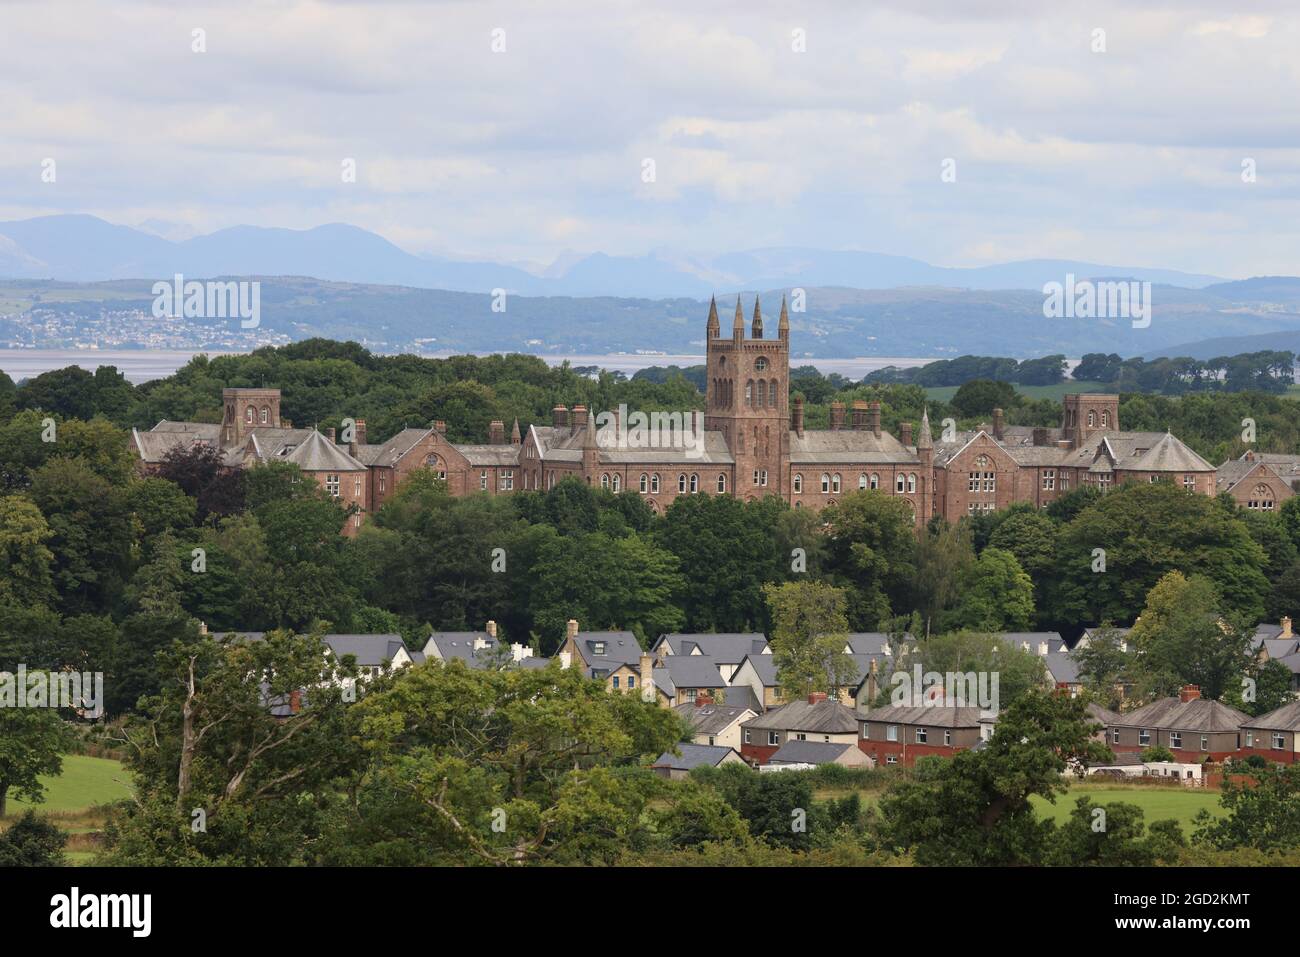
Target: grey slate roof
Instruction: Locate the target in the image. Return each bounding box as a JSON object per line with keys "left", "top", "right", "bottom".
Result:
{"left": 768, "top": 740, "right": 857, "bottom": 765}
{"left": 529, "top": 423, "right": 735, "bottom": 466}
{"left": 672, "top": 702, "right": 753, "bottom": 736}
{"left": 455, "top": 444, "right": 521, "bottom": 467}
{"left": 1086, "top": 701, "right": 1123, "bottom": 726}
{"left": 736, "top": 653, "right": 779, "bottom": 685}
{"left": 133, "top": 422, "right": 222, "bottom": 464}
{"left": 651, "top": 743, "right": 739, "bottom": 772}
{"left": 1241, "top": 700, "right": 1300, "bottom": 731}
{"left": 574, "top": 632, "right": 643, "bottom": 677}
{"left": 718, "top": 683, "right": 761, "bottom": 712}
{"left": 654, "top": 655, "right": 725, "bottom": 690}
{"left": 859, "top": 704, "right": 984, "bottom": 728}
{"left": 1044, "top": 652, "right": 1081, "bottom": 685}
{"left": 1111, "top": 696, "right": 1250, "bottom": 733}
{"left": 221, "top": 631, "right": 407, "bottom": 668}
{"left": 657, "top": 633, "right": 769, "bottom": 662}
{"left": 743, "top": 698, "right": 859, "bottom": 734}
{"left": 352, "top": 428, "right": 434, "bottom": 467}
{"left": 789, "top": 428, "right": 918, "bottom": 465}
{"left": 282, "top": 430, "right": 367, "bottom": 472}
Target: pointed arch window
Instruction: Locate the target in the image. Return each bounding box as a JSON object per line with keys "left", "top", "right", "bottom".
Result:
{"left": 639, "top": 473, "right": 649, "bottom": 494}
{"left": 651, "top": 473, "right": 661, "bottom": 493}
{"left": 871, "top": 473, "right": 879, "bottom": 489}
{"left": 678, "top": 473, "right": 687, "bottom": 493}
{"left": 745, "top": 381, "right": 754, "bottom": 407}
{"left": 859, "top": 473, "right": 869, "bottom": 490}
{"left": 601, "top": 473, "right": 610, "bottom": 489}
{"left": 611, "top": 474, "right": 621, "bottom": 493}
{"left": 821, "top": 473, "right": 831, "bottom": 493}
{"left": 769, "top": 380, "right": 778, "bottom": 408}
{"left": 717, "top": 473, "right": 726, "bottom": 493}
{"left": 832, "top": 473, "right": 842, "bottom": 493}
{"left": 690, "top": 473, "right": 699, "bottom": 493}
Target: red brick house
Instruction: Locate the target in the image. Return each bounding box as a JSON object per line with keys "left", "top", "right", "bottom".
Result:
{"left": 739, "top": 693, "right": 859, "bottom": 765}
{"left": 1103, "top": 685, "right": 1248, "bottom": 762}
{"left": 857, "top": 704, "right": 984, "bottom": 767}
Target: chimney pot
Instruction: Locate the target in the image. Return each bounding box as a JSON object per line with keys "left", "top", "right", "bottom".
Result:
{"left": 1179, "top": 684, "right": 1202, "bottom": 703}
{"left": 572, "top": 405, "right": 589, "bottom": 430}
{"left": 486, "top": 620, "right": 498, "bottom": 639}
{"left": 325, "top": 426, "right": 336, "bottom": 443}
{"left": 869, "top": 401, "right": 882, "bottom": 439}
{"left": 792, "top": 395, "right": 805, "bottom": 437}
{"left": 434, "top": 420, "right": 447, "bottom": 434}
{"left": 566, "top": 619, "right": 579, "bottom": 640}
{"left": 829, "top": 402, "right": 846, "bottom": 431}
{"left": 553, "top": 405, "right": 568, "bottom": 429}
{"left": 900, "top": 422, "right": 914, "bottom": 446}
{"left": 807, "top": 691, "right": 828, "bottom": 705}
{"left": 489, "top": 420, "right": 505, "bottom": 444}
{"left": 992, "top": 408, "right": 1005, "bottom": 441}
{"left": 851, "top": 400, "right": 868, "bottom": 430}
{"left": 1282, "top": 616, "right": 1293, "bottom": 639}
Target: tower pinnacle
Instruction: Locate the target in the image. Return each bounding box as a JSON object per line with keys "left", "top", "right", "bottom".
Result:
{"left": 751, "top": 295, "right": 763, "bottom": 338}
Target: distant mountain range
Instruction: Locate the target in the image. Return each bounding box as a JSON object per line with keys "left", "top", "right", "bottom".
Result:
{"left": 0, "top": 214, "right": 1227, "bottom": 298}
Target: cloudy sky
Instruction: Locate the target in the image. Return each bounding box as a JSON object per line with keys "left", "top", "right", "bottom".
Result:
{"left": 3, "top": 0, "right": 1299, "bottom": 277}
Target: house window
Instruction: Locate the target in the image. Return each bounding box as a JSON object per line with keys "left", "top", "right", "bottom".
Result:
{"left": 821, "top": 473, "right": 830, "bottom": 493}
{"left": 651, "top": 474, "right": 660, "bottom": 493}
{"left": 861, "top": 725, "right": 869, "bottom": 739}
{"left": 1042, "top": 469, "right": 1055, "bottom": 490}
{"left": 1169, "top": 732, "right": 1182, "bottom": 750}
{"left": 640, "top": 473, "right": 649, "bottom": 493}
{"left": 628, "top": 676, "right": 636, "bottom": 688}
{"left": 897, "top": 474, "right": 906, "bottom": 493}
{"left": 793, "top": 474, "right": 803, "bottom": 493}
{"left": 690, "top": 473, "right": 699, "bottom": 493}
{"left": 678, "top": 473, "right": 687, "bottom": 493}
{"left": 759, "top": 470, "right": 767, "bottom": 487}
{"left": 753, "top": 470, "right": 760, "bottom": 487}
{"left": 769, "top": 381, "right": 778, "bottom": 407}
{"left": 707, "top": 735, "right": 714, "bottom": 746}
{"left": 744, "top": 729, "right": 751, "bottom": 744}
{"left": 592, "top": 642, "right": 605, "bottom": 655}
{"left": 325, "top": 474, "right": 340, "bottom": 497}
{"left": 611, "top": 474, "right": 621, "bottom": 493}
{"left": 915, "top": 728, "right": 927, "bottom": 744}
{"left": 795, "top": 732, "right": 807, "bottom": 741}
{"left": 886, "top": 725, "right": 899, "bottom": 742}
{"left": 379, "top": 473, "right": 387, "bottom": 493}
{"left": 944, "top": 730, "right": 952, "bottom": 746}
{"left": 767, "top": 731, "right": 779, "bottom": 746}
{"left": 718, "top": 473, "right": 727, "bottom": 493}
{"left": 1139, "top": 729, "right": 1150, "bottom": 746}
{"left": 871, "top": 473, "right": 879, "bottom": 489}
{"left": 1112, "top": 728, "right": 1120, "bottom": 745}
{"left": 907, "top": 473, "right": 916, "bottom": 493}
{"left": 1183, "top": 475, "right": 1195, "bottom": 491}
{"left": 354, "top": 476, "right": 363, "bottom": 497}
{"left": 245, "top": 407, "right": 254, "bottom": 424}
{"left": 500, "top": 471, "right": 514, "bottom": 491}
{"left": 260, "top": 407, "right": 270, "bottom": 424}
{"left": 755, "top": 356, "right": 768, "bottom": 372}
{"left": 832, "top": 473, "right": 841, "bottom": 493}
{"left": 859, "top": 473, "right": 868, "bottom": 490}
{"left": 612, "top": 676, "right": 619, "bottom": 689}
{"left": 601, "top": 473, "right": 610, "bottom": 490}
{"left": 885, "top": 755, "right": 898, "bottom": 765}
{"left": 1200, "top": 734, "right": 1209, "bottom": 752}
{"left": 480, "top": 471, "right": 488, "bottom": 491}
{"left": 1273, "top": 732, "right": 1286, "bottom": 750}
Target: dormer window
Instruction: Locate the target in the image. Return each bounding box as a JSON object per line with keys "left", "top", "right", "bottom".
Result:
{"left": 592, "top": 642, "right": 606, "bottom": 655}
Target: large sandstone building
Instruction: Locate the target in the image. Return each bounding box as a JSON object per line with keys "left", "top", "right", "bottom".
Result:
{"left": 134, "top": 296, "right": 1220, "bottom": 532}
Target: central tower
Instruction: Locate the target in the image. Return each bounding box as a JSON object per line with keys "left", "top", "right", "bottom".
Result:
{"left": 704, "top": 295, "right": 790, "bottom": 498}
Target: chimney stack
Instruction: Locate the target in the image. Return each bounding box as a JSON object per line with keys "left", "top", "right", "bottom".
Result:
{"left": 1283, "top": 616, "right": 1293, "bottom": 639}
{"left": 900, "top": 422, "right": 914, "bottom": 447}
{"left": 553, "top": 405, "right": 569, "bottom": 430}
{"left": 486, "top": 620, "right": 498, "bottom": 639}
{"left": 695, "top": 693, "right": 714, "bottom": 707}
{"left": 353, "top": 418, "right": 367, "bottom": 453}
{"left": 992, "top": 408, "right": 1005, "bottom": 441}
{"left": 1032, "top": 427, "right": 1049, "bottom": 446}
{"left": 807, "top": 691, "right": 828, "bottom": 705}
{"left": 434, "top": 420, "right": 447, "bottom": 434}
{"left": 829, "top": 401, "right": 846, "bottom": 431}
{"left": 566, "top": 619, "right": 579, "bottom": 641}
{"left": 325, "top": 426, "right": 336, "bottom": 443}
{"left": 639, "top": 652, "right": 655, "bottom": 702}
{"left": 869, "top": 401, "right": 882, "bottom": 438}
{"left": 572, "top": 405, "right": 589, "bottom": 430}
{"left": 1179, "top": 684, "right": 1202, "bottom": 703}
{"left": 851, "top": 400, "right": 868, "bottom": 431}
{"left": 489, "top": 420, "right": 505, "bottom": 444}
{"left": 792, "top": 395, "right": 805, "bottom": 437}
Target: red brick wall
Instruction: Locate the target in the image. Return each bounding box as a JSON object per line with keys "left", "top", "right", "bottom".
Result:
{"left": 858, "top": 740, "right": 965, "bottom": 767}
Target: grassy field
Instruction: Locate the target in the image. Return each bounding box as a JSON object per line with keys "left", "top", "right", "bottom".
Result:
{"left": 7, "top": 754, "right": 131, "bottom": 814}
{"left": 1030, "top": 783, "right": 1224, "bottom": 836}
{"left": 923, "top": 380, "right": 1111, "bottom": 403}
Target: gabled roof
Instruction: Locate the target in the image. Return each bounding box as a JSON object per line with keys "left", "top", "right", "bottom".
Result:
{"left": 735, "top": 653, "right": 779, "bottom": 686}
{"left": 654, "top": 656, "right": 726, "bottom": 698}
{"left": 134, "top": 422, "right": 223, "bottom": 464}
{"left": 672, "top": 702, "right": 754, "bottom": 736}
{"left": 572, "top": 632, "right": 643, "bottom": 677}
{"left": 1111, "top": 696, "right": 1249, "bottom": 733}
{"left": 1086, "top": 701, "right": 1122, "bottom": 727}
{"left": 651, "top": 743, "right": 740, "bottom": 772}
{"left": 789, "top": 428, "right": 919, "bottom": 465}
{"left": 221, "top": 631, "right": 407, "bottom": 668}
{"left": 283, "top": 430, "right": 368, "bottom": 472}
{"left": 657, "top": 633, "right": 769, "bottom": 662}
{"left": 1044, "top": 652, "right": 1081, "bottom": 685}
{"left": 529, "top": 423, "right": 735, "bottom": 466}
{"left": 768, "top": 740, "right": 857, "bottom": 765}
{"left": 1065, "top": 431, "right": 1213, "bottom": 473}
{"left": 352, "top": 428, "right": 435, "bottom": 467}
{"left": 743, "top": 698, "right": 859, "bottom": 734}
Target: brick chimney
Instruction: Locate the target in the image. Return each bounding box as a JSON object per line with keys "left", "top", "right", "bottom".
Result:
{"left": 695, "top": 693, "right": 714, "bottom": 706}
{"left": 1032, "top": 427, "right": 1049, "bottom": 446}
{"left": 992, "top": 408, "right": 1005, "bottom": 441}
{"left": 325, "top": 426, "right": 336, "bottom": 443}
{"left": 869, "top": 401, "right": 882, "bottom": 438}
{"left": 289, "top": 689, "right": 303, "bottom": 714}
{"left": 792, "top": 395, "right": 805, "bottom": 437}
{"left": 807, "top": 691, "right": 828, "bottom": 705}
{"left": 829, "top": 401, "right": 846, "bottom": 431}
{"left": 1179, "top": 684, "right": 1201, "bottom": 703}
{"left": 352, "top": 418, "right": 367, "bottom": 453}
{"left": 851, "top": 400, "right": 867, "bottom": 430}
{"left": 486, "top": 620, "right": 498, "bottom": 639}
{"left": 572, "top": 405, "right": 588, "bottom": 430}
{"left": 489, "top": 420, "right": 505, "bottom": 444}
{"left": 639, "top": 652, "right": 655, "bottom": 702}
{"left": 900, "top": 422, "right": 913, "bottom": 447}
{"left": 553, "top": 405, "right": 568, "bottom": 429}
{"left": 566, "top": 619, "right": 579, "bottom": 642}
{"left": 198, "top": 620, "right": 208, "bottom": 635}
{"left": 1283, "top": 616, "right": 1293, "bottom": 639}
{"left": 434, "top": 420, "right": 447, "bottom": 434}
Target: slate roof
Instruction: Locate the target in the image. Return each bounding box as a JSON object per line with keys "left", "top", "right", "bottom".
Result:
{"left": 1241, "top": 700, "right": 1300, "bottom": 731}
{"left": 1001, "top": 632, "right": 1068, "bottom": 655}
{"left": 281, "top": 430, "right": 368, "bottom": 472}
{"left": 934, "top": 428, "right": 1213, "bottom": 475}
{"left": 846, "top": 633, "right": 900, "bottom": 655}
{"left": 651, "top": 743, "right": 739, "bottom": 772}
{"left": 859, "top": 704, "right": 984, "bottom": 728}
{"left": 1044, "top": 652, "right": 1081, "bottom": 685}
{"left": 1086, "top": 701, "right": 1123, "bottom": 726}
{"left": 743, "top": 698, "right": 859, "bottom": 734}
{"left": 718, "top": 683, "right": 762, "bottom": 712}
{"left": 736, "top": 653, "right": 779, "bottom": 686}
{"left": 222, "top": 631, "right": 407, "bottom": 668}
{"left": 529, "top": 423, "right": 735, "bottom": 466}
{"left": 653, "top": 656, "right": 726, "bottom": 698}
{"left": 768, "top": 740, "right": 857, "bottom": 765}
{"left": 657, "top": 633, "right": 769, "bottom": 662}
{"left": 672, "top": 702, "right": 754, "bottom": 736}
{"left": 352, "top": 428, "right": 434, "bottom": 467}
{"left": 573, "top": 632, "right": 643, "bottom": 677}
{"left": 1111, "top": 696, "right": 1250, "bottom": 733}
{"left": 133, "top": 422, "right": 223, "bottom": 464}
{"left": 455, "top": 444, "right": 521, "bottom": 467}
{"left": 788, "top": 428, "right": 918, "bottom": 465}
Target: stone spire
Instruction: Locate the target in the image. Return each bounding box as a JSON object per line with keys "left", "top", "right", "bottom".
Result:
{"left": 778, "top": 294, "right": 790, "bottom": 342}
{"left": 583, "top": 407, "right": 597, "bottom": 449}
{"left": 918, "top": 407, "right": 934, "bottom": 450}
{"left": 733, "top": 295, "right": 745, "bottom": 340}
{"left": 510, "top": 419, "right": 521, "bottom": 445}
{"left": 706, "top": 295, "right": 719, "bottom": 338}
{"left": 751, "top": 295, "right": 763, "bottom": 339}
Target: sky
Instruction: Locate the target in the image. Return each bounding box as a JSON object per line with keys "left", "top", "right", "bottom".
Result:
{"left": 2, "top": 0, "right": 1299, "bottom": 277}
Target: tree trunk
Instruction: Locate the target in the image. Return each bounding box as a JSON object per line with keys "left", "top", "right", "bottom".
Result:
{"left": 0, "top": 782, "right": 9, "bottom": 819}
{"left": 177, "top": 656, "right": 198, "bottom": 811}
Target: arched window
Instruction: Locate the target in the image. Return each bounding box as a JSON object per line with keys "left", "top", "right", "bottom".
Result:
{"left": 755, "top": 356, "right": 768, "bottom": 371}
{"left": 651, "top": 473, "right": 661, "bottom": 493}
{"left": 678, "top": 473, "right": 687, "bottom": 493}
{"left": 769, "top": 380, "right": 778, "bottom": 408}
{"left": 611, "top": 474, "right": 621, "bottom": 493}
{"left": 895, "top": 474, "right": 905, "bottom": 493}
{"left": 717, "top": 473, "right": 726, "bottom": 493}
{"left": 639, "top": 473, "right": 649, "bottom": 494}
{"left": 745, "top": 380, "right": 754, "bottom": 406}
{"left": 547, "top": 471, "right": 555, "bottom": 489}
{"left": 260, "top": 406, "right": 269, "bottom": 424}
{"left": 870, "top": 473, "right": 879, "bottom": 489}
{"left": 756, "top": 379, "right": 765, "bottom": 408}
{"left": 859, "top": 473, "right": 868, "bottom": 490}
{"left": 1087, "top": 410, "right": 1096, "bottom": 427}
{"left": 1101, "top": 411, "right": 1110, "bottom": 427}
{"left": 907, "top": 473, "right": 916, "bottom": 493}
{"left": 832, "top": 473, "right": 842, "bottom": 493}
{"left": 793, "top": 474, "right": 803, "bottom": 493}
{"left": 690, "top": 473, "right": 699, "bottom": 493}
{"left": 821, "top": 473, "right": 831, "bottom": 493}
{"left": 245, "top": 407, "right": 254, "bottom": 424}
{"left": 601, "top": 473, "right": 610, "bottom": 489}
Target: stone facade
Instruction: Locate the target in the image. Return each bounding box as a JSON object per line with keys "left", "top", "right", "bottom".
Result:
{"left": 134, "top": 299, "right": 1221, "bottom": 532}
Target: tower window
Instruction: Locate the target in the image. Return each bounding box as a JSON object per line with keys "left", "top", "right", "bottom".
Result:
{"left": 755, "top": 356, "right": 768, "bottom": 371}
{"left": 793, "top": 474, "right": 803, "bottom": 493}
